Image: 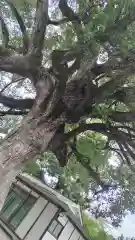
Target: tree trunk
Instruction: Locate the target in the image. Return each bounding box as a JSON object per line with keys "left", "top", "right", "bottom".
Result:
{"left": 0, "top": 114, "right": 59, "bottom": 210}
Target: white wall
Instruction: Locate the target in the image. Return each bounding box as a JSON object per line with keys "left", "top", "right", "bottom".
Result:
{"left": 42, "top": 231, "right": 56, "bottom": 240}
{"left": 57, "top": 213, "right": 85, "bottom": 240}
{"left": 16, "top": 197, "right": 48, "bottom": 239}
{"left": 58, "top": 213, "right": 68, "bottom": 226}
{"left": 58, "top": 221, "right": 85, "bottom": 240}
{"left": 0, "top": 228, "right": 11, "bottom": 240}
{"left": 70, "top": 229, "right": 80, "bottom": 240}
{"left": 42, "top": 219, "right": 85, "bottom": 240}
{"left": 25, "top": 203, "right": 58, "bottom": 240}
{"left": 58, "top": 221, "right": 74, "bottom": 240}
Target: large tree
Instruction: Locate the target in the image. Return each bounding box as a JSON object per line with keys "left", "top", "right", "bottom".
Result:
{"left": 1, "top": 0, "right": 135, "bottom": 208}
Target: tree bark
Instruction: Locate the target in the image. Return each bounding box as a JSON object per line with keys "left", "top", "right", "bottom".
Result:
{"left": 0, "top": 113, "right": 60, "bottom": 210}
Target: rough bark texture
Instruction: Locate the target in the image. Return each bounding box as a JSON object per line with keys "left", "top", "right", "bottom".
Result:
{"left": 0, "top": 111, "right": 61, "bottom": 209}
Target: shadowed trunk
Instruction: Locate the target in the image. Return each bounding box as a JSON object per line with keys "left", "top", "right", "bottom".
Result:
{"left": 0, "top": 113, "right": 60, "bottom": 209}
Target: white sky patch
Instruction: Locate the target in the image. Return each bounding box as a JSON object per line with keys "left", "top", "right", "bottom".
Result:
{"left": 110, "top": 213, "right": 135, "bottom": 238}
{"left": 109, "top": 154, "right": 121, "bottom": 167}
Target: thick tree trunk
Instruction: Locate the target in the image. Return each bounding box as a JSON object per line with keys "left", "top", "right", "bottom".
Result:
{"left": 0, "top": 114, "right": 59, "bottom": 209}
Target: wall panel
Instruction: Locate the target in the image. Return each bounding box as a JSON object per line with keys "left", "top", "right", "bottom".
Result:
{"left": 25, "top": 203, "right": 58, "bottom": 240}
{"left": 70, "top": 229, "right": 80, "bottom": 240}
{"left": 16, "top": 197, "right": 48, "bottom": 239}
{"left": 58, "top": 221, "right": 74, "bottom": 240}
{"left": 42, "top": 231, "right": 56, "bottom": 240}
{"left": 0, "top": 228, "right": 11, "bottom": 240}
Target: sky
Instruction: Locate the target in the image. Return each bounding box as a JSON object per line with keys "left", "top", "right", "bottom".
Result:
{"left": 107, "top": 156, "right": 135, "bottom": 238}
{"left": 110, "top": 213, "right": 135, "bottom": 238}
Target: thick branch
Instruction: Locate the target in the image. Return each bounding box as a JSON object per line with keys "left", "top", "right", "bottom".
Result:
{"left": 0, "top": 109, "right": 28, "bottom": 116}
{"left": 63, "top": 60, "right": 134, "bottom": 121}
{"left": 30, "top": 0, "right": 48, "bottom": 61}
{"left": 0, "top": 94, "right": 34, "bottom": 110}
{"left": 96, "top": 70, "right": 133, "bottom": 103}
{"left": 0, "top": 69, "right": 62, "bottom": 209}
{"left": 111, "top": 111, "right": 135, "bottom": 123}
{"left": 59, "top": 0, "right": 83, "bottom": 40}
{"left": 66, "top": 123, "right": 107, "bottom": 139}
{"left": 6, "top": 0, "right": 29, "bottom": 54}
{"left": 59, "top": 0, "right": 80, "bottom": 22}
{"left": 48, "top": 18, "right": 69, "bottom": 25}
{"left": 0, "top": 47, "right": 32, "bottom": 77}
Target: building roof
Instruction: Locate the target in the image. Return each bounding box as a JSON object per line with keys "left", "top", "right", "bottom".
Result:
{"left": 17, "top": 173, "right": 90, "bottom": 240}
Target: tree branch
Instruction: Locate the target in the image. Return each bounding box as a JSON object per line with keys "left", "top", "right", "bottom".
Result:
{"left": 0, "top": 109, "right": 28, "bottom": 116}
{"left": 96, "top": 71, "right": 132, "bottom": 103}
{"left": 0, "top": 15, "right": 9, "bottom": 48}
{"left": 6, "top": 0, "right": 29, "bottom": 54}
{"left": 117, "top": 142, "right": 131, "bottom": 165}
{"left": 123, "top": 142, "right": 135, "bottom": 161}
{"left": 114, "top": 125, "right": 135, "bottom": 138}
{"left": 108, "top": 146, "right": 124, "bottom": 163}
{"left": 66, "top": 123, "right": 108, "bottom": 139}
{"left": 1, "top": 77, "right": 25, "bottom": 93}
{"left": 59, "top": 0, "right": 83, "bottom": 40}
{"left": 110, "top": 111, "right": 135, "bottom": 123}
{"left": 0, "top": 94, "right": 34, "bottom": 110}
{"left": 59, "top": 0, "right": 80, "bottom": 22}
{"left": 29, "top": 0, "right": 48, "bottom": 61}
{"left": 48, "top": 17, "right": 69, "bottom": 26}
{"left": 0, "top": 46, "right": 32, "bottom": 77}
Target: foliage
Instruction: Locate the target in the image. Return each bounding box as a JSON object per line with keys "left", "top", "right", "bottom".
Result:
{"left": 83, "top": 214, "right": 112, "bottom": 240}
{"left": 24, "top": 160, "right": 41, "bottom": 178}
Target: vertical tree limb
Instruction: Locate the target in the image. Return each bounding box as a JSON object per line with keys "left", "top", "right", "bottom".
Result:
{"left": 5, "top": 0, "right": 29, "bottom": 54}
{"left": 59, "top": 0, "right": 83, "bottom": 41}
{"left": 29, "top": 0, "right": 48, "bottom": 62}
{"left": 0, "top": 15, "right": 9, "bottom": 47}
